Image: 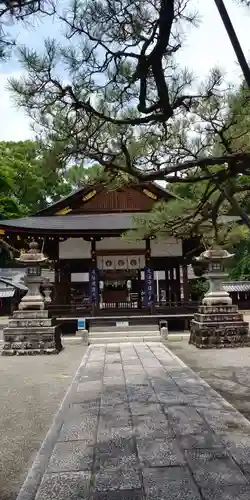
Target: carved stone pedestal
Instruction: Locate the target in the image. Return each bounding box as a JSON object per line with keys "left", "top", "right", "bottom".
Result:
{"left": 2, "top": 309, "right": 62, "bottom": 355}
{"left": 189, "top": 247, "right": 250, "bottom": 348}
{"left": 189, "top": 304, "right": 250, "bottom": 348}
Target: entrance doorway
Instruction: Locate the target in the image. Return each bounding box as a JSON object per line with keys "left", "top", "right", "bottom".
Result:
{"left": 100, "top": 271, "right": 141, "bottom": 309}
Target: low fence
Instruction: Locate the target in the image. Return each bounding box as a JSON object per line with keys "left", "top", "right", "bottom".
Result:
{"left": 47, "top": 301, "right": 199, "bottom": 317}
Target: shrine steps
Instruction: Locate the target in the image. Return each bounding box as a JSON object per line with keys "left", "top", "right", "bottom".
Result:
{"left": 90, "top": 324, "right": 158, "bottom": 333}
{"left": 88, "top": 324, "right": 161, "bottom": 344}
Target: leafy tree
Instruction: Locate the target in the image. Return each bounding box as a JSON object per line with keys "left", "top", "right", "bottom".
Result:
{"left": 7, "top": 0, "right": 250, "bottom": 233}
{"left": 228, "top": 234, "right": 250, "bottom": 280}
{"left": 189, "top": 279, "right": 209, "bottom": 301}
{"left": 65, "top": 163, "right": 104, "bottom": 190}
{"left": 123, "top": 162, "right": 250, "bottom": 280}
{"left": 0, "top": 140, "right": 72, "bottom": 217}
{"left": 0, "top": 167, "right": 21, "bottom": 218}
{"left": 120, "top": 81, "right": 250, "bottom": 243}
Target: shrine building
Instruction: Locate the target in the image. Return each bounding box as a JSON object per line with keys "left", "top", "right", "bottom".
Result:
{"left": 0, "top": 181, "right": 198, "bottom": 330}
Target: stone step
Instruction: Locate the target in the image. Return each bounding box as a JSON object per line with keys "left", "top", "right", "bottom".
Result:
{"left": 198, "top": 305, "right": 238, "bottom": 313}
{"left": 90, "top": 324, "right": 159, "bottom": 333}
{"left": 2, "top": 347, "right": 59, "bottom": 356}
{"left": 194, "top": 314, "right": 243, "bottom": 321}
{"left": 89, "top": 335, "right": 162, "bottom": 344}
{"left": 8, "top": 319, "right": 52, "bottom": 328}
{"left": 3, "top": 326, "right": 57, "bottom": 335}
{"left": 89, "top": 330, "right": 160, "bottom": 338}
{"left": 13, "top": 310, "right": 49, "bottom": 319}
{"left": 3, "top": 335, "right": 55, "bottom": 343}
{"left": 192, "top": 321, "right": 249, "bottom": 328}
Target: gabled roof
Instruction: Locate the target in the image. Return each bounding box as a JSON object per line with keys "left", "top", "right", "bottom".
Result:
{"left": 0, "top": 181, "right": 179, "bottom": 235}
{"left": 34, "top": 181, "right": 177, "bottom": 216}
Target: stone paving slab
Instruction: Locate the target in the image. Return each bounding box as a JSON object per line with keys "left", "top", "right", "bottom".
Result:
{"left": 16, "top": 342, "right": 250, "bottom": 500}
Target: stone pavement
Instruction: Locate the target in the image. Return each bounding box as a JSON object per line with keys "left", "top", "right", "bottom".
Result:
{"left": 17, "top": 343, "right": 250, "bottom": 500}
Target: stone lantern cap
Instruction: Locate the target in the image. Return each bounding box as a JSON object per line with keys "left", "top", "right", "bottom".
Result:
{"left": 15, "top": 241, "right": 48, "bottom": 266}
{"left": 196, "top": 248, "right": 234, "bottom": 262}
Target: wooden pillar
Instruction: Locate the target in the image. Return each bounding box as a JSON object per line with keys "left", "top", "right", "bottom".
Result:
{"left": 137, "top": 269, "right": 142, "bottom": 309}
{"left": 165, "top": 267, "right": 170, "bottom": 303}
{"left": 90, "top": 238, "right": 99, "bottom": 315}
{"left": 53, "top": 237, "right": 60, "bottom": 305}
{"left": 182, "top": 260, "right": 190, "bottom": 303}
{"left": 175, "top": 262, "right": 181, "bottom": 303}
{"left": 169, "top": 264, "right": 175, "bottom": 304}
{"left": 59, "top": 263, "right": 71, "bottom": 305}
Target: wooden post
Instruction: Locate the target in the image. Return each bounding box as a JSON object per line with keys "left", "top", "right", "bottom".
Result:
{"left": 53, "top": 237, "right": 60, "bottom": 306}
{"left": 170, "top": 265, "right": 174, "bottom": 305}
{"left": 138, "top": 269, "right": 142, "bottom": 309}
{"left": 165, "top": 267, "right": 170, "bottom": 303}
{"left": 182, "top": 261, "right": 189, "bottom": 303}
{"left": 60, "top": 263, "right": 71, "bottom": 306}
{"left": 175, "top": 262, "right": 181, "bottom": 303}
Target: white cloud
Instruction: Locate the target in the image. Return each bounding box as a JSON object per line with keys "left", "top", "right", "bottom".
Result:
{"left": 0, "top": 71, "right": 34, "bottom": 141}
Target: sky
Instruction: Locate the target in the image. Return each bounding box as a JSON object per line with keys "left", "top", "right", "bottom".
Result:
{"left": 0, "top": 0, "right": 249, "bottom": 142}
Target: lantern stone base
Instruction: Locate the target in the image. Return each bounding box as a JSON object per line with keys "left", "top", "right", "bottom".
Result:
{"left": 189, "top": 304, "right": 250, "bottom": 348}
{"left": 1, "top": 310, "right": 62, "bottom": 356}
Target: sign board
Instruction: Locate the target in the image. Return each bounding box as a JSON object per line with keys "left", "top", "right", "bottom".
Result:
{"left": 89, "top": 267, "right": 99, "bottom": 305}
{"left": 77, "top": 318, "right": 86, "bottom": 330}
{"left": 116, "top": 321, "right": 129, "bottom": 328}
{"left": 144, "top": 267, "right": 154, "bottom": 307}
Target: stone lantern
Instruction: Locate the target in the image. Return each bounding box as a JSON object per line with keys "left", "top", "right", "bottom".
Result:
{"left": 16, "top": 241, "right": 48, "bottom": 310}
{"left": 2, "top": 241, "right": 62, "bottom": 356}
{"left": 198, "top": 248, "right": 234, "bottom": 306}
{"left": 189, "top": 247, "right": 250, "bottom": 348}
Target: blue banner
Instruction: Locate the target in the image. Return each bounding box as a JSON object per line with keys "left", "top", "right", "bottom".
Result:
{"left": 144, "top": 267, "right": 154, "bottom": 307}
{"left": 89, "top": 267, "right": 99, "bottom": 305}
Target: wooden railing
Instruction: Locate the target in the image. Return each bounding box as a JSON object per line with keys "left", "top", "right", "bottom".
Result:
{"left": 100, "top": 301, "right": 139, "bottom": 309}
{"left": 47, "top": 300, "right": 199, "bottom": 317}
{"left": 47, "top": 303, "right": 92, "bottom": 317}
{"left": 154, "top": 301, "right": 199, "bottom": 313}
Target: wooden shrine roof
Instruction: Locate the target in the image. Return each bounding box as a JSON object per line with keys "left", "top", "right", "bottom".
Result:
{"left": 34, "top": 181, "right": 177, "bottom": 216}
{"left": 0, "top": 180, "right": 178, "bottom": 235}
{"left": 0, "top": 212, "right": 150, "bottom": 235}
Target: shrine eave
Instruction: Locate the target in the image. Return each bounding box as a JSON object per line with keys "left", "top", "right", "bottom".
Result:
{"left": 0, "top": 213, "right": 148, "bottom": 236}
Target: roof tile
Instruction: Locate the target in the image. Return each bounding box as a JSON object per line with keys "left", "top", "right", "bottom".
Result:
{"left": 0, "top": 213, "right": 148, "bottom": 232}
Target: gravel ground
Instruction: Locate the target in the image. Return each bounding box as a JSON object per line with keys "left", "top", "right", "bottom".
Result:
{"left": 0, "top": 344, "right": 86, "bottom": 500}
{"left": 167, "top": 339, "right": 250, "bottom": 421}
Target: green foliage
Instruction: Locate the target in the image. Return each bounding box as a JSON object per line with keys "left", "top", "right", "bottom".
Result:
{"left": 0, "top": 2, "right": 54, "bottom": 60}
{"left": 227, "top": 230, "right": 250, "bottom": 280}
{"left": 65, "top": 163, "right": 104, "bottom": 190}
{"left": 125, "top": 174, "right": 235, "bottom": 244}
{"left": 0, "top": 140, "right": 127, "bottom": 220}
{"left": 7, "top": 0, "right": 250, "bottom": 210}
{"left": 2, "top": 1, "right": 250, "bottom": 244}
{"left": 0, "top": 140, "right": 72, "bottom": 218}
{"left": 0, "top": 165, "right": 21, "bottom": 219}
{"left": 124, "top": 82, "right": 250, "bottom": 244}
{"left": 190, "top": 279, "right": 209, "bottom": 300}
